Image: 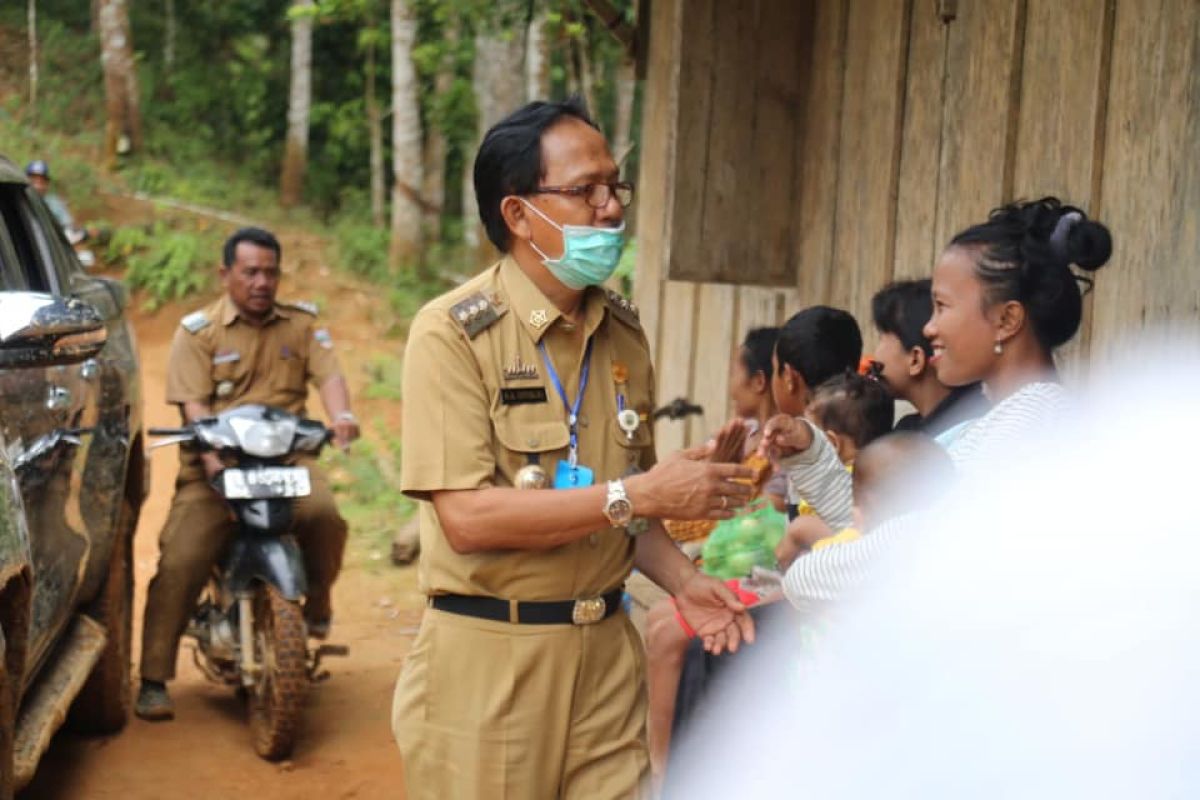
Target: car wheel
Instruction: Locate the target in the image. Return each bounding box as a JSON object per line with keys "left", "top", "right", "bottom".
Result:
{"left": 67, "top": 498, "right": 135, "bottom": 734}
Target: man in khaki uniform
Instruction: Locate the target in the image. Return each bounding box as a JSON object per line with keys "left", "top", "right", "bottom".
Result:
{"left": 394, "top": 99, "right": 757, "bottom": 798}
{"left": 136, "top": 227, "right": 360, "bottom": 720}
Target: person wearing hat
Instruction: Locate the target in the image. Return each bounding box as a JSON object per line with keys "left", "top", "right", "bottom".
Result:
{"left": 135, "top": 226, "right": 360, "bottom": 721}
{"left": 25, "top": 160, "right": 76, "bottom": 233}
{"left": 392, "top": 98, "right": 757, "bottom": 798}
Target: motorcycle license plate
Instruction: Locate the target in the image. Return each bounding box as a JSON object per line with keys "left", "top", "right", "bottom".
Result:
{"left": 222, "top": 467, "right": 311, "bottom": 499}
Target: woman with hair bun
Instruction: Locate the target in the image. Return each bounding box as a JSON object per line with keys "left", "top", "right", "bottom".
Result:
{"left": 921, "top": 196, "right": 1112, "bottom": 458}
{"left": 781, "top": 197, "right": 1113, "bottom": 608}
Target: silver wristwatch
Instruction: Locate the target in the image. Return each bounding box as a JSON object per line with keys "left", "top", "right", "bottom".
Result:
{"left": 603, "top": 479, "right": 634, "bottom": 528}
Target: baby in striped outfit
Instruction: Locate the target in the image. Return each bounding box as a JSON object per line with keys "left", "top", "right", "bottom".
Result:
{"left": 768, "top": 371, "right": 894, "bottom": 572}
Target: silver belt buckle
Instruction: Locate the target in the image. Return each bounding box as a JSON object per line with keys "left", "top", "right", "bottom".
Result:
{"left": 571, "top": 596, "right": 606, "bottom": 625}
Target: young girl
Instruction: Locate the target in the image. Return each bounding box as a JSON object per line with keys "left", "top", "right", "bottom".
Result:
{"left": 727, "top": 327, "right": 787, "bottom": 509}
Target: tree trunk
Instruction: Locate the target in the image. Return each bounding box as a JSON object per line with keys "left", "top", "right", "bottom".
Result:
{"left": 419, "top": 15, "right": 458, "bottom": 244}
{"left": 365, "top": 38, "right": 385, "bottom": 229}
{"left": 574, "top": 35, "right": 598, "bottom": 122}
{"left": 613, "top": 57, "right": 636, "bottom": 168}
{"left": 525, "top": 9, "right": 550, "bottom": 101}
{"left": 462, "top": 26, "right": 526, "bottom": 254}
{"left": 390, "top": 0, "right": 423, "bottom": 267}
{"left": 279, "top": 0, "right": 314, "bottom": 208}
{"left": 163, "top": 0, "right": 176, "bottom": 73}
{"left": 97, "top": 0, "right": 142, "bottom": 163}
{"left": 27, "top": 0, "right": 38, "bottom": 115}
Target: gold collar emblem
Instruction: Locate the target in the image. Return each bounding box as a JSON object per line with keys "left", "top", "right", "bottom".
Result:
{"left": 529, "top": 309, "right": 549, "bottom": 330}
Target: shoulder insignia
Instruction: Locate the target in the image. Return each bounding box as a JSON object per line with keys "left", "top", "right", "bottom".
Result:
{"left": 285, "top": 300, "right": 320, "bottom": 316}
{"left": 180, "top": 310, "right": 210, "bottom": 334}
{"left": 604, "top": 289, "right": 641, "bottom": 329}
{"left": 449, "top": 292, "right": 508, "bottom": 339}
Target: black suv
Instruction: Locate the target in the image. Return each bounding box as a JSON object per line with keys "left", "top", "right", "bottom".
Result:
{"left": 0, "top": 157, "right": 145, "bottom": 797}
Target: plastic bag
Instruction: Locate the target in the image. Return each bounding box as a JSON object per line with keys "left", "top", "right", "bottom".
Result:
{"left": 700, "top": 500, "right": 788, "bottom": 580}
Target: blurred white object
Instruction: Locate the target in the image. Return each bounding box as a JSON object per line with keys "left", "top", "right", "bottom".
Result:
{"left": 673, "top": 336, "right": 1200, "bottom": 799}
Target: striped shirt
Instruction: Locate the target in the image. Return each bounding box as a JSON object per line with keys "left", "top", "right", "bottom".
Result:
{"left": 781, "top": 382, "right": 1071, "bottom": 608}
{"left": 778, "top": 419, "right": 854, "bottom": 531}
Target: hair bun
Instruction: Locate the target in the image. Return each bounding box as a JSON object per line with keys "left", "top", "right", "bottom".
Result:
{"left": 1065, "top": 219, "right": 1112, "bottom": 272}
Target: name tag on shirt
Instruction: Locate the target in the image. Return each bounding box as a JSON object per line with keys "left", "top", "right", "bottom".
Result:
{"left": 212, "top": 350, "right": 241, "bottom": 365}
{"left": 500, "top": 387, "right": 548, "bottom": 405}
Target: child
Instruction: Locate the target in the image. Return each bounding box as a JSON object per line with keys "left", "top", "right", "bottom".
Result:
{"left": 780, "top": 431, "right": 954, "bottom": 613}
{"left": 871, "top": 279, "right": 988, "bottom": 440}
{"left": 770, "top": 371, "right": 894, "bottom": 571}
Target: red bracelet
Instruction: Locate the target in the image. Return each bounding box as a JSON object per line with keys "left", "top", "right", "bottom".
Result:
{"left": 671, "top": 599, "right": 697, "bottom": 639}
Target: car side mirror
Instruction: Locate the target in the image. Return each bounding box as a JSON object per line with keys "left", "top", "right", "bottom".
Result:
{"left": 0, "top": 292, "right": 107, "bottom": 369}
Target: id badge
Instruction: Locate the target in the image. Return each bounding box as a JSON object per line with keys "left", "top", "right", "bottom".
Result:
{"left": 554, "top": 460, "right": 595, "bottom": 489}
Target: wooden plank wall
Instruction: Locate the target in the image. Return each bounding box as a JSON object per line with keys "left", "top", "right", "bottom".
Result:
{"left": 634, "top": 0, "right": 1200, "bottom": 449}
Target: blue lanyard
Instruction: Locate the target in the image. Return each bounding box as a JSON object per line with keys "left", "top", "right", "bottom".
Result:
{"left": 537, "top": 336, "right": 594, "bottom": 468}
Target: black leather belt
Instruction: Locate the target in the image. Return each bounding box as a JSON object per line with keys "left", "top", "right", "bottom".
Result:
{"left": 430, "top": 589, "right": 624, "bottom": 625}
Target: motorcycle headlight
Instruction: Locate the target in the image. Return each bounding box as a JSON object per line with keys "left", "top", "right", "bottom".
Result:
{"left": 228, "top": 417, "right": 297, "bottom": 458}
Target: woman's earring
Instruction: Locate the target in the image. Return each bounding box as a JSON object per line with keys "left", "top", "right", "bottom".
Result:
{"left": 994, "top": 342, "right": 1004, "bottom": 355}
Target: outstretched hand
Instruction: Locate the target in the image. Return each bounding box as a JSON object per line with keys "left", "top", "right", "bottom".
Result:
{"left": 674, "top": 573, "right": 756, "bottom": 655}
{"left": 628, "top": 447, "right": 755, "bottom": 521}
{"left": 757, "top": 414, "right": 815, "bottom": 462}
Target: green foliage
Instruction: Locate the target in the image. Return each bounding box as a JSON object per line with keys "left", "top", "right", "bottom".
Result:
{"left": 323, "top": 425, "right": 415, "bottom": 564}
{"left": 332, "top": 214, "right": 392, "bottom": 282}
{"left": 614, "top": 237, "right": 637, "bottom": 297}
{"left": 106, "top": 222, "right": 217, "bottom": 310}
{"left": 2, "top": 0, "right": 643, "bottom": 259}
{"left": 362, "top": 354, "right": 404, "bottom": 400}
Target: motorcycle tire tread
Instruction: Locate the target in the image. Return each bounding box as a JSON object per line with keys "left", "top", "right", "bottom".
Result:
{"left": 249, "top": 584, "right": 308, "bottom": 760}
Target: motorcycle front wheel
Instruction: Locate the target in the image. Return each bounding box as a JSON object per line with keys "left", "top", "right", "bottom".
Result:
{"left": 248, "top": 584, "right": 308, "bottom": 760}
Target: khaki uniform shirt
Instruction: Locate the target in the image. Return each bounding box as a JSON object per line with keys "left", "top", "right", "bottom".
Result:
{"left": 166, "top": 294, "right": 343, "bottom": 479}
{"left": 400, "top": 257, "right": 656, "bottom": 601}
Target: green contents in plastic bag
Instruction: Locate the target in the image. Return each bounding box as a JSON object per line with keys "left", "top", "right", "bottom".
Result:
{"left": 700, "top": 501, "right": 788, "bottom": 579}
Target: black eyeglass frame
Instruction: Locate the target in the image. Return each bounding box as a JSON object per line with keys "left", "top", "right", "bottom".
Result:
{"left": 528, "top": 181, "right": 635, "bottom": 209}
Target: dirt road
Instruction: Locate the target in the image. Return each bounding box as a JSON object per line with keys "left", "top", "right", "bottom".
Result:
{"left": 21, "top": 216, "right": 422, "bottom": 799}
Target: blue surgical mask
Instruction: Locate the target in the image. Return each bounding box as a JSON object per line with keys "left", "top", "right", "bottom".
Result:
{"left": 521, "top": 199, "right": 626, "bottom": 290}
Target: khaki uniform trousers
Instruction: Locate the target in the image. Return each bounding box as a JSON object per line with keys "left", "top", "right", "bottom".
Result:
{"left": 140, "top": 461, "right": 347, "bottom": 682}
{"left": 392, "top": 607, "right": 650, "bottom": 800}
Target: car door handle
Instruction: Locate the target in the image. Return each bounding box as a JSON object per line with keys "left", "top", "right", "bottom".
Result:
{"left": 45, "top": 385, "right": 72, "bottom": 411}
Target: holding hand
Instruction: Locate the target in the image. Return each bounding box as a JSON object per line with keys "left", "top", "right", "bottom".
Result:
{"left": 627, "top": 447, "right": 755, "bottom": 521}
{"left": 332, "top": 411, "right": 361, "bottom": 451}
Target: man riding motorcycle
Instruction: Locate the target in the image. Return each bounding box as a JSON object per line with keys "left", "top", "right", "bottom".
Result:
{"left": 136, "top": 226, "right": 360, "bottom": 721}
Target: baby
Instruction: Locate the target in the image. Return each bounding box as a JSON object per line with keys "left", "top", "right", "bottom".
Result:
{"left": 765, "top": 370, "right": 893, "bottom": 567}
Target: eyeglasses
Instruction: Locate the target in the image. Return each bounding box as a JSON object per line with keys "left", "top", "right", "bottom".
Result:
{"left": 530, "top": 181, "right": 635, "bottom": 209}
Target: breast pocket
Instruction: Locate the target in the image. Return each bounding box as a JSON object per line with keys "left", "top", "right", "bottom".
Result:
{"left": 490, "top": 399, "right": 570, "bottom": 489}
{"left": 272, "top": 356, "right": 307, "bottom": 395}
{"left": 610, "top": 377, "right": 655, "bottom": 464}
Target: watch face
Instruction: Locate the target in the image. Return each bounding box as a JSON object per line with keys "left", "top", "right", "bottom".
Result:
{"left": 608, "top": 498, "right": 633, "bottom": 524}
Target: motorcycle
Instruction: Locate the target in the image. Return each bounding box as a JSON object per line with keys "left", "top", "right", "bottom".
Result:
{"left": 149, "top": 404, "right": 347, "bottom": 759}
